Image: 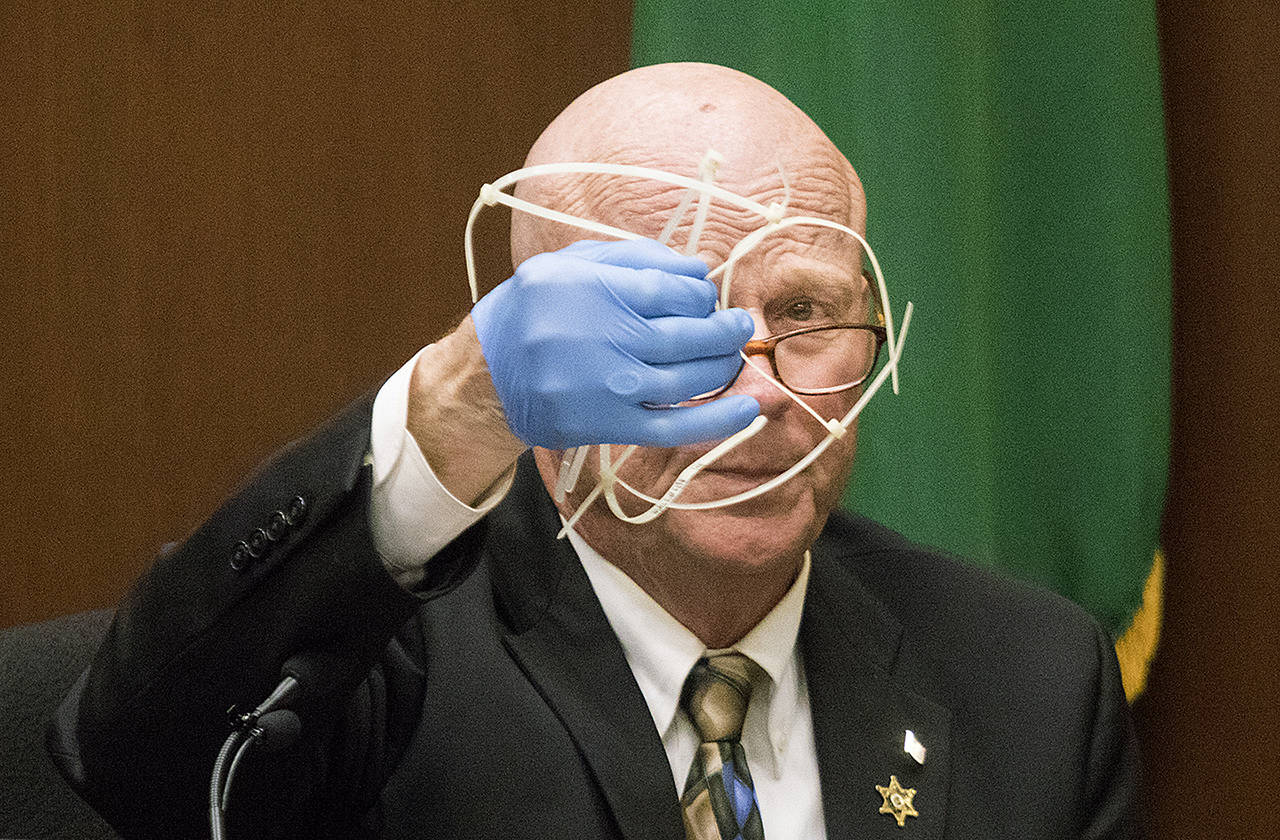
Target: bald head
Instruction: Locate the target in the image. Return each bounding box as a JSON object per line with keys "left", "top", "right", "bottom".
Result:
{"left": 511, "top": 63, "right": 866, "bottom": 266}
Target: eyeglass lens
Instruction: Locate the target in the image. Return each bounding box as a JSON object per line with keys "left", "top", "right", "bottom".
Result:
{"left": 774, "top": 327, "right": 879, "bottom": 391}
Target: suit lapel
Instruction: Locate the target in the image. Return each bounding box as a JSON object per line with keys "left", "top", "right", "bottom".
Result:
{"left": 487, "top": 456, "right": 955, "bottom": 840}
{"left": 489, "top": 457, "right": 685, "bottom": 840}
{"left": 803, "top": 542, "right": 953, "bottom": 840}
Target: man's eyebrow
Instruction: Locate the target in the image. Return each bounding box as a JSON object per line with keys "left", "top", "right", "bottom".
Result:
{"left": 767, "top": 266, "right": 864, "bottom": 303}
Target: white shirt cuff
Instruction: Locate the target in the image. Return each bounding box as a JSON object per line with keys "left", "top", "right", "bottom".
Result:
{"left": 369, "top": 346, "right": 515, "bottom": 589}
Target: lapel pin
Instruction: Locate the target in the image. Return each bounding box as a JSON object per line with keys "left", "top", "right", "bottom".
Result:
{"left": 904, "top": 729, "right": 926, "bottom": 765}
{"left": 876, "top": 775, "right": 919, "bottom": 827}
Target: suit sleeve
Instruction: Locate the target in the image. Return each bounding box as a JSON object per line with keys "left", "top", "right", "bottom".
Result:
{"left": 1078, "top": 624, "right": 1144, "bottom": 840}
{"left": 46, "top": 393, "right": 485, "bottom": 839}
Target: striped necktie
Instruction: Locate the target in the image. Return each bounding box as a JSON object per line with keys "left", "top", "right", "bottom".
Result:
{"left": 679, "top": 653, "right": 766, "bottom": 840}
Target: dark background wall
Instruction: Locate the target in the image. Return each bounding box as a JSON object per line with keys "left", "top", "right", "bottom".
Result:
{"left": 0, "top": 0, "right": 630, "bottom": 626}
{"left": 1139, "top": 2, "right": 1279, "bottom": 837}
{"left": 2, "top": 1, "right": 1276, "bottom": 837}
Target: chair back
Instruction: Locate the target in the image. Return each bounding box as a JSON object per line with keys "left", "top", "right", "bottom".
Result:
{"left": 0, "top": 610, "right": 122, "bottom": 839}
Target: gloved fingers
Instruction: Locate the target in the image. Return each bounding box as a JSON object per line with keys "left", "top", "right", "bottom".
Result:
{"left": 627, "top": 395, "right": 761, "bottom": 448}
{"left": 560, "top": 238, "right": 709, "bottom": 279}
{"left": 595, "top": 262, "right": 718, "bottom": 319}
{"left": 624, "top": 308, "right": 755, "bottom": 364}
{"left": 618, "top": 354, "right": 746, "bottom": 406}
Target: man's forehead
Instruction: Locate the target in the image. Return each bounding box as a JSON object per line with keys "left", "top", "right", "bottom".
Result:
{"left": 512, "top": 63, "right": 866, "bottom": 263}
{"left": 532, "top": 64, "right": 806, "bottom": 156}
{"left": 599, "top": 151, "right": 855, "bottom": 212}
{"left": 530, "top": 67, "right": 857, "bottom": 193}
{"left": 716, "top": 227, "right": 869, "bottom": 303}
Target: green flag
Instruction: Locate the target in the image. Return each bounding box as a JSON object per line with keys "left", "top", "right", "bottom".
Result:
{"left": 634, "top": 0, "right": 1170, "bottom": 697}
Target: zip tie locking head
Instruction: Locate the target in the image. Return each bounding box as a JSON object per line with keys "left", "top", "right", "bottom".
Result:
{"left": 765, "top": 201, "right": 786, "bottom": 225}
{"left": 699, "top": 149, "right": 725, "bottom": 180}
{"left": 479, "top": 183, "right": 499, "bottom": 206}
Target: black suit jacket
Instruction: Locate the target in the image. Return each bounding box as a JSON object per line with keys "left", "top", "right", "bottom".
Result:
{"left": 49, "top": 395, "right": 1140, "bottom": 839}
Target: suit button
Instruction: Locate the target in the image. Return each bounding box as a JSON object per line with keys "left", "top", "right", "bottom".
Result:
{"left": 285, "top": 495, "right": 308, "bottom": 526}
{"left": 231, "top": 541, "right": 253, "bottom": 571}
{"left": 266, "top": 510, "right": 289, "bottom": 541}
{"left": 248, "top": 527, "right": 271, "bottom": 556}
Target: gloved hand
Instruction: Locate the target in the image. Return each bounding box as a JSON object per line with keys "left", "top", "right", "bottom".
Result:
{"left": 471, "top": 238, "right": 759, "bottom": 449}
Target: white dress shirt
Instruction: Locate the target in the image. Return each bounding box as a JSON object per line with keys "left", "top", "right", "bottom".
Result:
{"left": 368, "top": 348, "right": 827, "bottom": 839}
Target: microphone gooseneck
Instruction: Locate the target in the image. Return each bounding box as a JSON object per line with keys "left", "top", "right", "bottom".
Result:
{"left": 209, "top": 671, "right": 305, "bottom": 840}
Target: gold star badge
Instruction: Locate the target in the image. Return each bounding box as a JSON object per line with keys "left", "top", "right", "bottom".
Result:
{"left": 876, "top": 775, "right": 919, "bottom": 827}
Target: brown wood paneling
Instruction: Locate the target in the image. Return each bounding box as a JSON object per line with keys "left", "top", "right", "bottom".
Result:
{"left": 1137, "top": 1, "right": 1280, "bottom": 837}
{"left": 0, "top": 1, "right": 631, "bottom": 627}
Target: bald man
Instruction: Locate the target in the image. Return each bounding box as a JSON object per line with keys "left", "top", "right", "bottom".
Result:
{"left": 51, "top": 64, "right": 1139, "bottom": 840}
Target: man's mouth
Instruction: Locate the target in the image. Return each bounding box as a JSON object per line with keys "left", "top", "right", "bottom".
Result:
{"left": 697, "top": 461, "right": 802, "bottom": 482}
{"left": 680, "top": 440, "right": 813, "bottom": 479}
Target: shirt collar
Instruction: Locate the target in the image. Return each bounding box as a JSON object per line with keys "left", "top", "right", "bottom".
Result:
{"left": 569, "top": 526, "right": 810, "bottom": 771}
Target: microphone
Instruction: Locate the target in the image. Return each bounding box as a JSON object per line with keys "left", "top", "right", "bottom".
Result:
{"left": 252, "top": 675, "right": 300, "bottom": 718}
{"left": 253, "top": 709, "right": 302, "bottom": 753}
{"left": 211, "top": 649, "right": 361, "bottom": 839}
{"left": 211, "top": 709, "right": 303, "bottom": 837}
{"left": 279, "top": 648, "right": 363, "bottom": 710}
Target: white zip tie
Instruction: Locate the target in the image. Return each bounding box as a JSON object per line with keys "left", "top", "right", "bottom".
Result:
{"left": 553, "top": 445, "right": 591, "bottom": 503}
{"left": 607, "top": 301, "right": 913, "bottom": 511}
{"left": 556, "top": 444, "right": 638, "bottom": 540}
{"left": 554, "top": 315, "right": 907, "bottom": 536}
{"left": 684, "top": 150, "right": 724, "bottom": 256}
{"left": 462, "top": 157, "right": 913, "bottom": 528}
{"left": 657, "top": 188, "right": 697, "bottom": 246}
{"left": 739, "top": 354, "right": 844, "bottom": 435}
{"left": 602, "top": 416, "right": 768, "bottom": 524}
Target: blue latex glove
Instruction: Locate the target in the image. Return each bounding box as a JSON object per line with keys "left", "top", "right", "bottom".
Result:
{"left": 471, "top": 238, "right": 759, "bottom": 449}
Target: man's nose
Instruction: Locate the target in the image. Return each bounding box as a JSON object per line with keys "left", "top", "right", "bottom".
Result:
{"left": 722, "top": 322, "right": 791, "bottom": 415}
